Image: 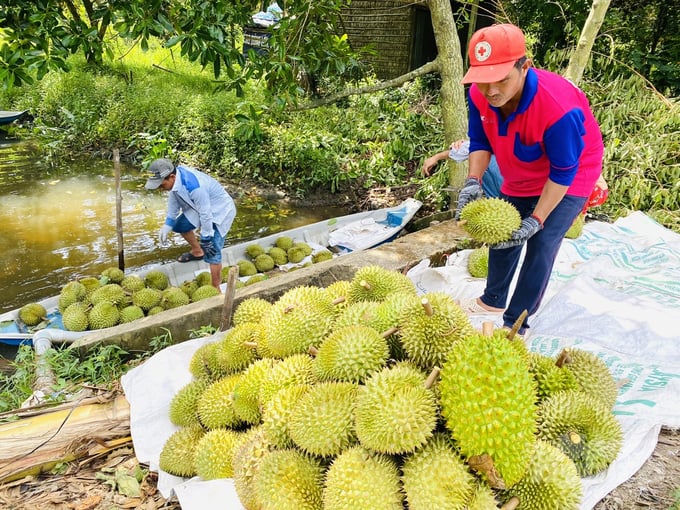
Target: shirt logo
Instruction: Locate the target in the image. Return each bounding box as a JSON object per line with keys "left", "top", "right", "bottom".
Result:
{"left": 474, "top": 42, "right": 492, "bottom": 62}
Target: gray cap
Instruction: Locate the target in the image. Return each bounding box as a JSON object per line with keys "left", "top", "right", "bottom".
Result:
{"left": 144, "top": 159, "right": 175, "bottom": 189}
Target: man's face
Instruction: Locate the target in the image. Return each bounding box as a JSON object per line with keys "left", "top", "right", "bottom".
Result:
{"left": 159, "top": 173, "right": 175, "bottom": 191}
{"left": 475, "top": 61, "right": 528, "bottom": 108}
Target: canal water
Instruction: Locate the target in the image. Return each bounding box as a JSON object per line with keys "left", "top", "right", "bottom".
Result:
{"left": 0, "top": 138, "right": 345, "bottom": 316}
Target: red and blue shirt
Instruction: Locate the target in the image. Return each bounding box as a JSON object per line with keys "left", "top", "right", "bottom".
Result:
{"left": 467, "top": 68, "right": 604, "bottom": 197}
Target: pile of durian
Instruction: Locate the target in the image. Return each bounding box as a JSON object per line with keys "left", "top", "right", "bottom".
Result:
{"left": 160, "top": 265, "right": 623, "bottom": 510}
{"left": 54, "top": 267, "right": 220, "bottom": 331}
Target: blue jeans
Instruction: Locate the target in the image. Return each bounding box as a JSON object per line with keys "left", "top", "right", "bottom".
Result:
{"left": 173, "top": 214, "right": 225, "bottom": 265}
{"left": 482, "top": 156, "right": 503, "bottom": 198}
{"left": 481, "top": 193, "right": 587, "bottom": 333}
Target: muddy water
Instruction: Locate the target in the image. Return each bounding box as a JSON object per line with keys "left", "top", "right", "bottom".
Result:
{"left": 0, "top": 139, "right": 344, "bottom": 315}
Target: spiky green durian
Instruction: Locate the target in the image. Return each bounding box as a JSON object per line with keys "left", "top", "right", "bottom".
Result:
{"left": 259, "top": 353, "right": 318, "bottom": 405}
{"left": 233, "top": 427, "right": 271, "bottom": 510}
{"left": 146, "top": 305, "right": 164, "bottom": 316}
{"left": 467, "top": 483, "right": 500, "bottom": 510}
{"left": 287, "top": 246, "right": 307, "bottom": 263}
{"left": 232, "top": 358, "right": 280, "bottom": 425}
{"left": 397, "top": 292, "right": 475, "bottom": 370}
{"left": 324, "top": 280, "right": 351, "bottom": 311}
{"left": 467, "top": 246, "right": 489, "bottom": 278}
{"left": 294, "top": 242, "right": 313, "bottom": 256}
{"left": 132, "top": 287, "right": 162, "bottom": 311}
{"left": 119, "top": 305, "right": 145, "bottom": 323}
{"left": 537, "top": 390, "right": 623, "bottom": 476}
{"left": 275, "top": 236, "right": 294, "bottom": 250}
{"left": 179, "top": 279, "right": 199, "bottom": 298}
{"left": 312, "top": 249, "right": 333, "bottom": 264}
{"left": 324, "top": 445, "right": 404, "bottom": 510}
{"left": 561, "top": 348, "right": 619, "bottom": 409}
{"left": 158, "top": 424, "right": 205, "bottom": 478}
{"left": 161, "top": 287, "right": 190, "bottom": 310}
{"left": 169, "top": 378, "right": 209, "bottom": 427}
{"left": 196, "top": 373, "right": 244, "bottom": 430}
{"left": 58, "top": 281, "right": 87, "bottom": 312}
{"left": 212, "top": 323, "right": 261, "bottom": 374}
{"left": 254, "top": 253, "right": 275, "bottom": 272}
{"left": 18, "top": 303, "right": 47, "bottom": 327}
{"left": 262, "top": 384, "right": 312, "bottom": 449}
{"left": 262, "top": 286, "right": 336, "bottom": 358}
{"left": 528, "top": 352, "right": 579, "bottom": 402}
{"left": 267, "top": 246, "right": 288, "bottom": 265}
{"left": 355, "top": 363, "right": 437, "bottom": 455}
{"left": 459, "top": 198, "right": 522, "bottom": 245}
{"left": 144, "top": 269, "right": 170, "bottom": 290}
{"left": 100, "top": 266, "right": 125, "bottom": 284}
{"left": 314, "top": 325, "right": 389, "bottom": 383}
{"left": 120, "top": 275, "right": 145, "bottom": 293}
{"left": 331, "top": 301, "right": 380, "bottom": 330}
{"left": 372, "top": 291, "right": 414, "bottom": 361}
{"left": 499, "top": 440, "right": 582, "bottom": 510}
{"left": 194, "top": 271, "right": 212, "bottom": 287}
{"left": 347, "top": 265, "right": 417, "bottom": 303}
{"left": 237, "top": 260, "right": 258, "bottom": 277}
{"left": 254, "top": 449, "right": 325, "bottom": 510}
{"left": 246, "top": 243, "right": 266, "bottom": 259}
{"left": 78, "top": 276, "right": 102, "bottom": 296}
{"left": 565, "top": 212, "right": 586, "bottom": 239}
{"left": 89, "top": 283, "right": 126, "bottom": 306}
{"left": 88, "top": 301, "right": 120, "bottom": 329}
{"left": 233, "top": 297, "right": 272, "bottom": 326}
{"left": 194, "top": 428, "right": 244, "bottom": 480}
{"left": 191, "top": 285, "right": 220, "bottom": 302}
{"left": 288, "top": 381, "right": 358, "bottom": 457}
{"left": 62, "top": 302, "right": 90, "bottom": 332}
{"left": 188, "top": 341, "right": 222, "bottom": 381}
{"left": 245, "top": 274, "right": 268, "bottom": 286}
{"left": 439, "top": 332, "right": 537, "bottom": 489}
{"left": 401, "top": 433, "right": 476, "bottom": 510}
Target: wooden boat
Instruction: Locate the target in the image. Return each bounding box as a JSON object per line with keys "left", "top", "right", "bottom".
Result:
{"left": 0, "top": 110, "right": 29, "bottom": 126}
{"left": 0, "top": 198, "right": 422, "bottom": 346}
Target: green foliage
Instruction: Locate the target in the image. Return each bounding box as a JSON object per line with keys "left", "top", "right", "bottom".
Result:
{"left": 0, "top": 345, "right": 36, "bottom": 414}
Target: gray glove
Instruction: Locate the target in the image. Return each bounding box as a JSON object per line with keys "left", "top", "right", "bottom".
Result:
{"left": 158, "top": 224, "right": 173, "bottom": 244}
{"left": 455, "top": 177, "right": 484, "bottom": 220}
{"left": 492, "top": 215, "right": 543, "bottom": 250}
{"left": 200, "top": 236, "right": 217, "bottom": 258}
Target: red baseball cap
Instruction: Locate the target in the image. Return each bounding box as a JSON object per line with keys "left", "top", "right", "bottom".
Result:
{"left": 462, "top": 24, "right": 526, "bottom": 84}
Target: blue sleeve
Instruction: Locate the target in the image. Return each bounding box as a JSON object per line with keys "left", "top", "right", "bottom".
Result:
{"left": 467, "top": 91, "right": 492, "bottom": 153}
{"left": 544, "top": 108, "right": 585, "bottom": 186}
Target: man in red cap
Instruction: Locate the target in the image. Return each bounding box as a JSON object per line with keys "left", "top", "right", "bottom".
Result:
{"left": 456, "top": 23, "right": 605, "bottom": 335}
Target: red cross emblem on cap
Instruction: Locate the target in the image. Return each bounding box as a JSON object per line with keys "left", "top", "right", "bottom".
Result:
{"left": 474, "top": 41, "right": 492, "bottom": 62}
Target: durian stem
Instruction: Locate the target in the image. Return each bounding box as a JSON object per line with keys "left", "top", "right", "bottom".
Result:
{"left": 381, "top": 326, "right": 399, "bottom": 338}
{"left": 500, "top": 497, "right": 520, "bottom": 510}
{"left": 243, "top": 341, "right": 258, "bottom": 349}
{"left": 284, "top": 304, "right": 296, "bottom": 313}
{"left": 332, "top": 296, "right": 346, "bottom": 305}
{"left": 360, "top": 280, "right": 371, "bottom": 291}
{"left": 308, "top": 346, "right": 319, "bottom": 357}
{"left": 506, "top": 310, "right": 528, "bottom": 341}
{"left": 425, "top": 367, "right": 440, "bottom": 389}
{"left": 482, "top": 321, "right": 495, "bottom": 336}
{"left": 421, "top": 298, "right": 434, "bottom": 316}
{"left": 555, "top": 348, "right": 571, "bottom": 368}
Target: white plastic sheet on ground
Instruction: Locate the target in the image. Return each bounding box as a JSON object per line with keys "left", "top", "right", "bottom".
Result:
{"left": 121, "top": 211, "right": 680, "bottom": 510}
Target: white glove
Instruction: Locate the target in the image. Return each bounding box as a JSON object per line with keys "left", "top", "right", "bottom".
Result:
{"left": 158, "top": 224, "right": 173, "bottom": 244}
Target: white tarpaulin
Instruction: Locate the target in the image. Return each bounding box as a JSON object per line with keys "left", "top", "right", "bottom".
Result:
{"left": 121, "top": 211, "right": 680, "bottom": 510}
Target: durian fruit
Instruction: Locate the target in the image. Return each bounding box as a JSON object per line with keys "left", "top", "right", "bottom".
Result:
{"left": 196, "top": 373, "right": 244, "bottom": 430}
{"left": 192, "top": 285, "right": 220, "bottom": 302}
{"left": 459, "top": 198, "right": 522, "bottom": 245}
{"left": 372, "top": 292, "right": 414, "bottom": 361}
{"left": 275, "top": 236, "right": 294, "bottom": 250}
{"left": 62, "top": 302, "right": 90, "bottom": 331}
{"left": 119, "top": 305, "right": 145, "bottom": 323}
{"left": 132, "top": 287, "right": 162, "bottom": 312}
{"left": 347, "top": 265, "right": 417, "bottom": 303}
{"left": 565, "top": 212, "right": 586, "bottom": 239}
{"left": 169, "top": 378, "right": 209, "bottom": 427}
{"left": 312, "top": 249, "right": 333, "bottom": 263}
{"left": 287, "top": 381, "right": 358, "bottom": 457}
{"left": 254, "top": 253, "right": 275, "bottom": 272}
{"left": 262, "top": 286, "right": 336, "bottom": 358}
{"left": 120, "top": 275, "right": 145, "bottom": 293}
{"left": 233, "top": 297, "right": 272, "bottom": 325}
{"left": 259, "top": 353, "right": 318, "bottom": 406}
{"left": 246, "top": 243, "right": 266, "bottom": 259}
{"left": 323, "top": 445, "right": 404, "bottom": 510}
{"left": 245, "top": 274, "right": 268, "bottom": 286}
{"left": 79, "top": 276, "right": 102, "bottom": 296}
{"left": 499, "top": 439, "right": 582, "bottom": 510}
{"left": 528, "top": 352, "right": 579, "bottom": 402}
{"left": 144, "top": 269, "right": 170, "bottom": 290}
{"left": 467, "top": 246, "right": 490, "bottom": 278}
{"left": 193, "top": 428, "right": 244, "bottom": 480}
{"left": 324, "top": 280, "right": 351, "bottom": 311}
{"left": 237, "top": 260, "right": 258, "bottom": 277}
{"left": 180, "top": 279, "right": 199, "bottom": 298}
{"left": 90, "top": 283, "right": 126, "bottom": 306}
{"left": 294, "top": 242, "right": 313, "bottom": 257}
{"left": 158, "top": 424, "right": 205, "bottom": 478}
{"left": 439, "top": 331, "right": 537, "bottom": 489}
{"left": 268, "top": 246, "right": 288, "bottom": 265}
{"left": 560, "top": 348, "right": 619, "bottom": 410}
{"left": 537, "top": 390, "right": 623, "bottom": 476}
{"left": 354, "top": 363, "right": 438, "bottom": 455}
{"left": 397, "top": 292, "right": 475, "bottom": 370}
{"left": 161, "top": 287, "right": 190, "bottom": 310}
{"left": 254, "top": 449, "right": 325, "bottom": 510}
{"left": 467, "top": 482, "right": 501, "bottom": 510}
{"left": 195, "top": 271, "right": 212, "bottom": 287}
{"left": 313, "top": 325, "right": 389, "bottom": 383}
{"left": 232, "top": 358, "right": 280, "bottom": 425}
{"left": 331, "top": 300, "right": 380, "bottom": 330}
{"left": 287, "top": 246, "right": 307, "bottom": 263}
{"left": 100, "top": 266, "right": 125, "bottom": 284}
{"left": 18, "top": 303, "right": 47, "bottom": 327}
{"left": 262, "top": 384, "right": 311, "bottom": 449}
{"left": 233, "top": 427, "right": 271, "bottom": 510}
{"left": 401, "top": 433, "right": 476, "bottom": 510}
{"left": 189, "top": 341, "right": 222, "bottom": 381}
{"left": 212, "top": 323, "right": 260, "bottom": 375}
{"left": 88, "top": 301, "right": 120, "bottom": 329}
{"left": 58, "top": 281, "right": 87, "bottom": 312}
{"left": 147, "top": 305, "right": 165, "bottom": 316}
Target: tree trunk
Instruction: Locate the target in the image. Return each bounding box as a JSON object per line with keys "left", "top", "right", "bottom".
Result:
{"left": 564, "top": 0, "right": 612, "bottom": 85}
